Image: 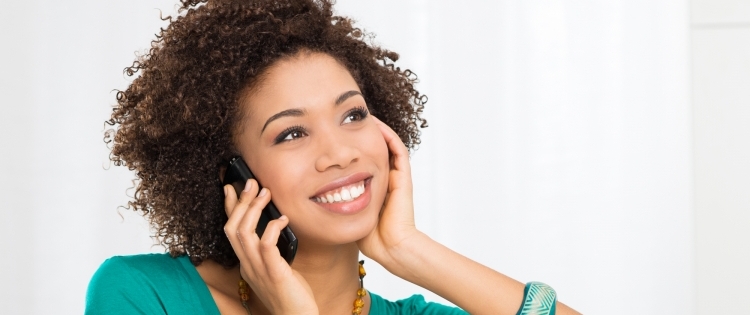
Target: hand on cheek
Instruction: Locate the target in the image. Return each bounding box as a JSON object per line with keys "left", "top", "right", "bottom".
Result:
{"left": 357, "top": 116, "right": 422, "bottom": 269}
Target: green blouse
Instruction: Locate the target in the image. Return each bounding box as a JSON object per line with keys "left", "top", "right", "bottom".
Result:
{"left": 85, "top": 253, "right": 467, "bottom": 314}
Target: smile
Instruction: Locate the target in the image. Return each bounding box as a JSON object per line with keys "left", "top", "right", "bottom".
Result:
{"left": 312, "top": 180, "right": 366, "bottom": 203}
{"left": 310, "top": 175, "right": 373, "bottom": 215}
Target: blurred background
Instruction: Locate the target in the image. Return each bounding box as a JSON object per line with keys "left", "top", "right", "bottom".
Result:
{"left": 1, "top": 0, "right": 748, "bottom": 314}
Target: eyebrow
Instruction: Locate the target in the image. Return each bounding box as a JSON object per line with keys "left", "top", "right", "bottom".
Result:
{"left": 335, "top": 90, "right": 362, "bottom": 106}
{"left": 260, "top": 108, "right": 306, "bottom": 134}
{"left": 260, "top": 90, "right": 363, "bottom": 134}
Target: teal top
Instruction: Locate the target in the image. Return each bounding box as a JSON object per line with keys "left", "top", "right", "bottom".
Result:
{"left": 86, "top": 253, "right": 467, "bottom": 315}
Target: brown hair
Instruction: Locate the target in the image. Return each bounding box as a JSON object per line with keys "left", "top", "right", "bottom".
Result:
{"left": 105, "top": 0, "right": 427, "bottom": 267}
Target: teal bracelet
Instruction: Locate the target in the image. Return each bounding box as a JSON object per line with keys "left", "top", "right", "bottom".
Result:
{"left": 516, "top": 282, "right": 557, "bottom": 315}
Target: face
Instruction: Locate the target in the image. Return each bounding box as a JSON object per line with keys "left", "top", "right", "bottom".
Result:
{"left": 234, "top": 52, "right": 389, "bottom": 246}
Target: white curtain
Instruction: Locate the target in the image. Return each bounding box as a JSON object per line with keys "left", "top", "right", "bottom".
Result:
{"left": 0, "top": 1, "right": 692, "bottom": 314}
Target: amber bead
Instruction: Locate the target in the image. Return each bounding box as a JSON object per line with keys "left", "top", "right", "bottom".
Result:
{"left": 358, "top": 264, "right": 366, "bottom": 278}
{"left": 353, "top": 297, "right": 365, "bottom": 308}
{"left": 240, "top": 293, "right": 249, "bottom": 301}
{"left": 352, "top": 306, "right": 363, "bottom": 315}
{"left": 357, "top": 288, "right": 367, "bottom": 297}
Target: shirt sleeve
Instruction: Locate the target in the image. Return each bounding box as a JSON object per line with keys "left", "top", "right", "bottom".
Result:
{"left": 85, "top": 257, "right": 167, "bottom": 315}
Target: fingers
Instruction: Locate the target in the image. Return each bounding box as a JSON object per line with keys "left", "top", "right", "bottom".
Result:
{"left": 224, "top": 179, "right": 259, "bottom": 217}
{"left": 259, "top": 215, "right": 290, "bottom": 276}
{"left": 371, "top": 116, "right": 411, "bottom": 173}
{"left": 223, "top": 183, "right": 289, "bottom": 277}
{"left": 224, "top": 184, "right": 239, "bottom": 215}
{"left": 236, "top": 188, "right": 270, "bottom": 252}
{"left": 224, "top": 179, "right": 268, "bottom": 265}
{"left": 225, "top": 180, "right": 260, "bottom": 244}
{"left": 371, "top": 117, "right": 413, "bottom": 193}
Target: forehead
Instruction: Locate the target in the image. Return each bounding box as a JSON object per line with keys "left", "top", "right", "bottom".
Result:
{"left": 241, "top": 52, "right": 360, "bottom": 120}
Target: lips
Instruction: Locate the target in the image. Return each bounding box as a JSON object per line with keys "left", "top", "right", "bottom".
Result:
{"left": 311, "top": 172, "right": 372, "bottom": 199}
{"left": 310, "top": 172, "right": 373, "bottom": 214}
{"left": 312, "top": 180, "right": 366, "bottom": 203}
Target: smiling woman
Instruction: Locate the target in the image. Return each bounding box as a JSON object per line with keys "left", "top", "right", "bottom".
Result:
{"left": 234, "top": 53, "right": 389, "bottom": 241}
{"left": 86, "top": 0, "right": 579, "bottom": 314}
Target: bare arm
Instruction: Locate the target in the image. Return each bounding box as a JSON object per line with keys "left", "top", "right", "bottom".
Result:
{"left": 358, "top": 116, "right": 580, "bottom": 315}
{"left": 385, "top": 231, "right": 579, "bottom": 315}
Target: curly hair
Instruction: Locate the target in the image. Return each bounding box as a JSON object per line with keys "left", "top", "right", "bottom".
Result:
{"left": 105, "top": 0, "right": 427, "bottom": 267}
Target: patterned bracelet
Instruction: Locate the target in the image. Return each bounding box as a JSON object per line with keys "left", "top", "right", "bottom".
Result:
{"left": 516, "top": 282, "right": 557, "bottom": 315}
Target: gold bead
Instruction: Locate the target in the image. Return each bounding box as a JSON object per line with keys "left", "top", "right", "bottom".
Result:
{"left": 358, "top": 264, "right": 366, "bottom": 278}
{"left": 357, "top": 288, "right": 367, "bottom": 297}
{"left": 353, "top": 298, "right": 365, "bottom": 308}
{"left": 352, "top": 306, "right": 363, "bottom": 315}
{"left": 239, "top": 279, "right": 248, "bottom": 288}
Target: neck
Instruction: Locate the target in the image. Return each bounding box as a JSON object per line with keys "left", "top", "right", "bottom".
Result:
{"left": 199, "top": 242, "right": 367, "bottom": 315}
{"left": 291, "top": 241, "right": 362, "bottom": 305}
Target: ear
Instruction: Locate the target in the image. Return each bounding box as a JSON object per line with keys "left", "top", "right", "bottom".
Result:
{"left": 218, "top": 165, "right": 227, "bottom": 184}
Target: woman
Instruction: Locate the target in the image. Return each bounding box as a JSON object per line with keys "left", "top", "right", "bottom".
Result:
{"left": 87, "top": 0, "right": 580, "bottom": 314}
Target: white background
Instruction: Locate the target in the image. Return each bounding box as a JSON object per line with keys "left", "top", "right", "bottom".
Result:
{"left": 0, "top": 0, "right": 747, "bottom": 314}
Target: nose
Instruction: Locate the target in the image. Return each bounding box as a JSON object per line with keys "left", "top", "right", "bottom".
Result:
{"left": 314, "top": 131, "right": 360, "bottom": 172}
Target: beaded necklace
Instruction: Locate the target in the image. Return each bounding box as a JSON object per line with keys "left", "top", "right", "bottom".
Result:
{"left": 238, "top": 260, "right": 367, "bottom": 315}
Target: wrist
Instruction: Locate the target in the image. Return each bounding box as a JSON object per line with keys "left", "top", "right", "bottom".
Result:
{"left": 380, "top": 231, "right": 434, "bottom": 282}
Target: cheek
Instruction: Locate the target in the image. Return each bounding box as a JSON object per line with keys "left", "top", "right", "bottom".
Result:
{"left": 362, "top": 122, "right": 389, "bottom": 163}
{"left": 362, "top": 125, "right": 390, "bottom": 199}
{"left": 250, "top": 154, "right": 308, "bottom": 212}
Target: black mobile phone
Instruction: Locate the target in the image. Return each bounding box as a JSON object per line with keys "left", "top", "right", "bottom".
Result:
{"left": 223, "top": 156, "right": 298, "bottom": 264}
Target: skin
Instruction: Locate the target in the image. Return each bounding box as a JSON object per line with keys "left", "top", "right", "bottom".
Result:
{"left": 196, "top": 52, "right": 581, "bottom": 315}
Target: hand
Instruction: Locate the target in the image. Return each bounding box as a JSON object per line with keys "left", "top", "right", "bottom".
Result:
{"left": 356, "top": 117, "right": 423, "bottom": 272}
{"left": 224, "top": 182, "right": 318, "bottom": 315}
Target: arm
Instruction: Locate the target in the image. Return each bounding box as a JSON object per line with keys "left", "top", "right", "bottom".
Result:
{"left": 358, "top": 117, "right": 580, "bottom": 315}
{"left": 387, "top": 232, "right": 578, "bottom": 315}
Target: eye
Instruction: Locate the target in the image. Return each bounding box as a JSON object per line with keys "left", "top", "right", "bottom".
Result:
{"left": 342, "top": 106, "right": 369, "bottom": 124}
{"left": 274, "top": 125, "right": 307, "bottom": 144}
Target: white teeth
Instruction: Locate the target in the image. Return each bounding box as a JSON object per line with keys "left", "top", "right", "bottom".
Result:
{"left": 314, "top": 181, "right": 367, "bottom": 204}
{"left": 350, "top": 185, "right": 362, "bottom": 199}
{"left": 341, "top": 189, "right": 352, "bottom": 201}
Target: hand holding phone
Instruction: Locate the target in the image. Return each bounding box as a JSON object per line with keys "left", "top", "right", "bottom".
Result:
{"left": 222, "top": 158, "right": 315, "bottom": 314}
{"left": 223, "top": 156, "right": 298, "bottom": 264}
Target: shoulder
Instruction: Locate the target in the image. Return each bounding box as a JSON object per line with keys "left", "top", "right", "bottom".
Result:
{"left": 87, "top": 253, "right": 188, "bottom": 294}
{"left": 86, "top": 253, "right": 217, "bottom": 315}
{"left": 369, "top": 292, "right": 469, "bottom": 315}
{"left": 92, "top": 253, "right": 187, "bottom": 280}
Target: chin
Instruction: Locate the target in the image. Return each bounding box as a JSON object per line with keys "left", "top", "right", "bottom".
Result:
{"left": 293, "top": 199, "right": 382, "bottom": 247}
{"left": 300, "top": 176, "right": 387, "bottom": 246}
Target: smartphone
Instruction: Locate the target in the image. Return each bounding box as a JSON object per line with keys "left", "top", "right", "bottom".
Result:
{"left": 223, "top": 156, "right": 298, "bottom": 264}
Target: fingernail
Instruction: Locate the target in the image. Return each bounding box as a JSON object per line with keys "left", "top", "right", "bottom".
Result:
{"left": 258, "top": 188, "right": 267, "bottom": 197}
{"left": 279, "top": 215, "right": 287, "bottom": 220}
{"left": 243, "top": 179, "right": 253, "bottom": 192}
